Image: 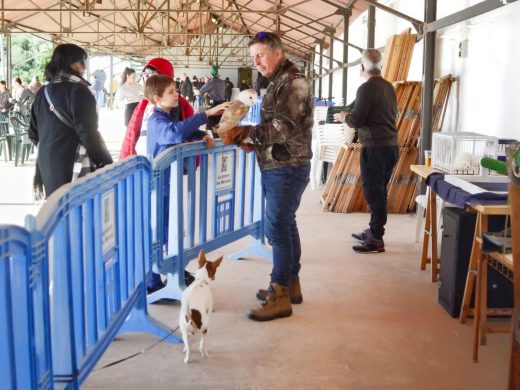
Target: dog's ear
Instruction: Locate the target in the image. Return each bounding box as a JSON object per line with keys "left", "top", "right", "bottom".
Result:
{"left": 213, "top": 256, "right": 224, "bottom": 268}
{"left": 206, "top": 256, "right": 223, "bottom": 280}
{"left": 198, "top": 250, "right": 206, "bottom": 268}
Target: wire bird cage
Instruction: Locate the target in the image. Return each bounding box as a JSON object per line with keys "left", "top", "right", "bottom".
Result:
{"left": 431, "top": 132, "right": 498, "bottom": 175}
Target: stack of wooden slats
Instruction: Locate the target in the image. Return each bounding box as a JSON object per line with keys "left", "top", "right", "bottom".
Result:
{"left": 394, "top": 75, "right": 454, "bottom": 148}
{"left": 321, "top": 76, "right": 454, "bottom": 214}
{"left": 395, "top": 81, "right": 422, "bottom": 147}
{"left": 386, "top": 147, "right": 420, "bottom": 213}
{"left": 382, "top": 28, "right": 417, "bottom": 83}
{"left": 432, "top": 75, "right": 454, "bottom": 133}
{"left": 321, "top": 144, "right": 367, "bottom": 213}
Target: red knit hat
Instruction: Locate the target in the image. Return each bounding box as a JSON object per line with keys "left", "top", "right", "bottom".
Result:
{"left": 144, "top": 57, "right": 174, "bottom": 78}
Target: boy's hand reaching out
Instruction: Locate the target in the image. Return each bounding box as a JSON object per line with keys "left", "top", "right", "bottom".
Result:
{"left": 203, "top": 134, "right": 215, "bottom": 149}
{"left": 205, "top": 102, "right": 232, "bottom": 117}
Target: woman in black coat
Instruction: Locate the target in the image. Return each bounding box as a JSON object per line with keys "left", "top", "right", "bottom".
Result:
{"left": 29, "top": 44, "right": 113, "bottom": 196}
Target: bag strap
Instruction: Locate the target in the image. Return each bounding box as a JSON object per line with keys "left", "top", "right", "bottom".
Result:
{"left": 43, "top": 86, "right": 74, "bottom": 129}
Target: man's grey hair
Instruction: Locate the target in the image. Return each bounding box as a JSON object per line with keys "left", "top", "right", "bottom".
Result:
{"left": 361, "top": 49, "right": 383, "bottom": 75}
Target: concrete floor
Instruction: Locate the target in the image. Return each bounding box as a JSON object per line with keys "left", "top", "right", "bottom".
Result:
{"left": 0, "top": 109, "right": 509, "bottom": 389}
{"left": 83, "top": 189, "right": 510, "bottom": 390}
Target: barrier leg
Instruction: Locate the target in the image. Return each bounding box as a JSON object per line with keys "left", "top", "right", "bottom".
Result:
{"left": 146, "top": 272, "right": 185, "bottom": 304}
{"left": 228, "top": 238, "right": 273, "bottom": 261}
{"left": 118, "top": 284, "right": 181, "bottom": 343}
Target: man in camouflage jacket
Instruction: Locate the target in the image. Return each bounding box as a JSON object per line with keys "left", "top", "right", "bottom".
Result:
{"left": 243, "top": 32, "right": 313, "bottom": 322}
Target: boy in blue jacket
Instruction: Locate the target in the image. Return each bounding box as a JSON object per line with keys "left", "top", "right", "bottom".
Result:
{"left": 145, "top": 74, "right": 229, "bottom": 293}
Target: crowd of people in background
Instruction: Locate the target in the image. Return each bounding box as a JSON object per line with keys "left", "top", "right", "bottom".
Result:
{"left": 2, "top": 47, "right": 271, "bottom": 207}
{"left": 1, "top": 57, "right": 268, "bottom": 121}
{"left": 0, "top": 77, "right": 37, "bottom": 115}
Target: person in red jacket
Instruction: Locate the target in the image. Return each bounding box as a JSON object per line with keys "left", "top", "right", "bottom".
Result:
{"left": 119, "top": 57, "right": 194, "bottom": 158}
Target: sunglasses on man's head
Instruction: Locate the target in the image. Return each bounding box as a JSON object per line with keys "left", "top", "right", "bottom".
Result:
{"left": 255, "top": 32, "right": 271, "bottom": 39}
{"left": 254, "top": 31, "right": 283, "bottom": 49}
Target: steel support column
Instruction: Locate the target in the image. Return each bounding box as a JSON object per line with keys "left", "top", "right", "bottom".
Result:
{"left": 311, "top": 51, "right": 316, "bottom": 94}
{"left": 108, "top": 55, "right": 114, "bottom": 109}
{"left": 420, "top": 0, "right": 436, "bottom": 166}
{"left": 342, "top": 9, "right": 350, "bottom": 105}
{"left": 328, "top": 33, "right": 334, "bottom": 101}
{"left": 318, "top": 42, "right": 323, "bottom": 99}
{"left": 5, "top": 34, "right": 11, "bottom": 86}
{"left": 367, "top": 5, "right": 375, "bottom": 49}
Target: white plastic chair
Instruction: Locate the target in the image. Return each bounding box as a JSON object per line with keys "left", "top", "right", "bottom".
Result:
{"left": 310, "top": 106, "right": 331, "bottom": 189}
{"left": 415, "top": 194, "right": 451, "bottom": 243}
{"left": 317, "top": 123, "right": 356, "bottom": 164}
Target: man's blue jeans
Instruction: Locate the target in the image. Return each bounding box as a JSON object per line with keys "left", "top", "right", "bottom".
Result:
{"left": 262, "top": 163, "right": 310, "bottom": 287}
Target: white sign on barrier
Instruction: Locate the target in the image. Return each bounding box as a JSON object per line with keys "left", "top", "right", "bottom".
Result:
{"left": 102, "top": 189, "right": 116, "bottom": 254}
{"left": 216, "top": 152, "right": 233, "bottom": 192}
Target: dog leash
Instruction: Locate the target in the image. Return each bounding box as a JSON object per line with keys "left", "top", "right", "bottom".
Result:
{"left": 92, "top": 327, "right": 179, "bottom": 371}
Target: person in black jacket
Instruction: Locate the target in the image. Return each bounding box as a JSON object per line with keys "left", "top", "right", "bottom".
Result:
{"left": 179, "top": 73, "right": 194, "bottom": 104}
{"left": 29, "top": 44, "right": 113, "bottom": 197}
{"left": 334, "top": 49, "right": 399, "bottom": 254}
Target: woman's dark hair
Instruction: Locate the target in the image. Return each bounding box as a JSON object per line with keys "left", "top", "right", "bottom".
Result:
{"left": 44, "top": 44, "right": 88, "bottom": 81}
{"left": 14, "top": 77, "right": 22, "bottom": 85}
{"left": 121, "top": 67, "right": 136, "bottom": 85}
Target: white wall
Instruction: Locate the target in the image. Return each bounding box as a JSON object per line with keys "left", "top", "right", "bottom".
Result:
{"left": 314, "top": 0, "right": 520, "bottom": 140}
{"left": 437, "top": 1, "right": 520, "bottom": 139}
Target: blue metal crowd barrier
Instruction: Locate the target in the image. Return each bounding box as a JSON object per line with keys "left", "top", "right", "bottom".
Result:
{"left": 1, "top": 143, "right": 270, "bottom": 386}
{"left": 35, "top": 156, "right": 178, "bottom": 388}
{"left": 313, "top": 97, "right": 335, "bottom": 106}
{"left": 240, "top": 96, "right": 334, "bottom": 125}
{"left": 2, "top": 157, "right": 177, "bottom": 390}
{"left": 147, "top": 141, "right": 271, "bottom": 303}
{"left": 240, "top": 96, "right": 263, "bottom": 125}
{"left": 0, "top": 225, "right": 53, "bottom": 390}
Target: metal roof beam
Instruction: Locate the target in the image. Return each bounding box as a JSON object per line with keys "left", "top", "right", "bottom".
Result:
{"left": 359, "top": 0, "right": 423, "bottom": 34}
{"left": 1, "top": 7, "right": 281, "bottom": 13}
{"left": 275, "top": 6, "right": 363, "bottom": 51}
{"left": 426, "top": 0, "right": 518, "bottom": 32}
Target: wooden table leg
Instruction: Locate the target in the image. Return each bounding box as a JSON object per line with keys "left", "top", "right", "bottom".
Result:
{"left": 473, "top": 244, "right": 483, "bottom": 363}
{"left": 420, "top": 188, "right": 431, "bottom": 271}
{"left": 480, "top": 253, "right": 489, "bottom": 346}
{"left": 430, "top": 189, "right": 438, "bottom": 282}
{"left": 460, "top": 212, "right": 482, "bottom": 324}
{"left": 477, "top": 216, "right": 489, "bottom": 345}
{"left": 419, "top": 187, "right": 439, "bottom": 282}
{"left": 508, "top": 180, "right": 520, "bottom": 389}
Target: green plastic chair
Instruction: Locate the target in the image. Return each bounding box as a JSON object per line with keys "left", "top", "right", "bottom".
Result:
{"left": 8, "top": 112, "right": 33, "bottom": 166}
{"left": 0, "top": 113, "right": 13, "bottom": 162}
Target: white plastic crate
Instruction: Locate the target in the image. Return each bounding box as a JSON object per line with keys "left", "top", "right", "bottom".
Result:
{"left": 431, "top": 132, "right": 497, "bottom": 175}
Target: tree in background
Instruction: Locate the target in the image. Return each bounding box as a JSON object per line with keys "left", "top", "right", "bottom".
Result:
{"left": 9, "top": 35, "right": 52, "bottom": 85}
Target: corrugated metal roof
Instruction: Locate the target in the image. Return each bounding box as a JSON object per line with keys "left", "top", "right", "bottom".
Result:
{"left": 1, "top": 0, "right": 368, "bottom": 67}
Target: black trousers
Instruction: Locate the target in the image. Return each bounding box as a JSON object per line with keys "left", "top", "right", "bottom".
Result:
{"left": 124, "top": 102, "right": 139, "bottom": 126}
{"left": 207, "top": 100, "right": 225, "bottom": 137}
{"left": 360, "top": 145, "right": 399, "bottom": 239}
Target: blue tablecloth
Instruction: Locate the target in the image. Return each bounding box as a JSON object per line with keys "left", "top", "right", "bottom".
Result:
{"left": 425, "top": 172, "right": 508, "bottom": 209}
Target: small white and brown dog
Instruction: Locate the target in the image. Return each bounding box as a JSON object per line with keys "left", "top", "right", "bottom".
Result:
{"left": 179, "top": 250, "right": 223, "bottom": 363}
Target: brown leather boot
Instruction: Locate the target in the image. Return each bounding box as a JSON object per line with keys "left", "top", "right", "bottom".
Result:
{"left": 256, "top": 278, "right": 303, "bottom": 304}
{"left": 247, "top": 283, "right": 292, "bottom": 321}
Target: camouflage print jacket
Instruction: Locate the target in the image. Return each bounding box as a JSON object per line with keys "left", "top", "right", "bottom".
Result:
{"left": 251, "top": 59, "right": 313, "bottom": 171}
